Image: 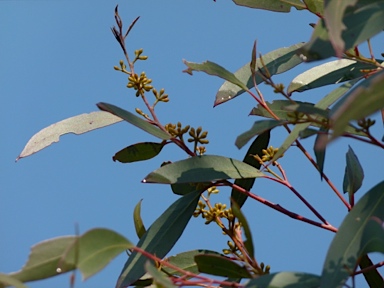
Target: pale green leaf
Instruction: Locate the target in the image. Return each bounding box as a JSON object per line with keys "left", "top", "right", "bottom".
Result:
{"left": 134, "top": 200, "right": 147, "bottom": 239}
{"left": 145, "top": 262, "right": 176, "bottom": 288}
{"left": 233, "top": 0, "right": 305, "bottom": 12}
{"left": 0, "top": 274, "right": 28, "bottom": 288}
{"left": 245, "top": 272, "right": 320, "bottom": 288}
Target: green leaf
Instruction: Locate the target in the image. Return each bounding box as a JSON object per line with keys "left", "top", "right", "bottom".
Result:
{"left": 194, "top": 254, "right": 251, "bottom": 278}
{"left": 343, "top": 145, "right": 364, "bottom": 195}
{"left": 116, "top": 190, "right": 201, "bottom": 288}
{"left": 314, "top": 129, "right": 327, "bottom": 179}
{"left": 299, "top": 128, "right": 319, "bottom": 139}
{"left": 231, "top": 200, "right": 255, "bottom": 260}
{"left": 134, "top": 200, "right": 147, "bottom": 239}
{"left": 232, "top": 0, "right": 305, "bottom": 12}
{"left": 97, "top": 102, "right": 171, "bottom": 140}
{"left": 303, "top": 0, "right": 324, "bottom": 16}
{"left": 320, "top": 181, "right": 384, "bottom": 288}
{"left": 300, "top": 2, "right": 384, "bottom": 61}
{"left": 183, "top": 60, "right": 248, "bottom": 91}
{"left": 16, "top": 111, "right": 122, "bottom": 161}
{"left": 0, "top": 274, "right": 28, "bottom": 288}
{"left": 171, "top": 183, "right": 201, "bottom": 196}
{"left": 113, "top": 142, "right": 164, "bottom": 163}
{"left": 145, "top": 261, "right": 176, "bottom": 288}
{"left": 216, "top": 43, "right": 305, "bottom": 106}
{"left": 361, "top": 219, "right": 384, "bottom": 256}
{"left": 287, "top": 59, "right": 377, "bottom": 94}
{"left": 9, "top": 236, "right": 76, "bottom": 283}
{"left": 358, "top": 254, "right": 384, "bottom": 288}
{"left": 284, "top": 103, "right": 329, "bottom": 118}
{"left": 232, "top": 130, "right": 270, "bottom": 208}
{"left": 245, "top": 272, "right": 320, "bottom": 288}
{"left": 143, "top": 155, "right": 265, "bottom": 184}
{"left": 235, "top": 120, "right": 285, "bottom": 149}
{"left": 62, "top": 228, "right": 133, "bottom": 280}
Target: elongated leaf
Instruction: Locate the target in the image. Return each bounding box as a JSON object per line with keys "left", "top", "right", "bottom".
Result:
{"left": 116, "top": 190, "right": 201, "bottom": 288}
{"left": 16, "top": 111, "right": 122, "bottom": 161}
{"left": 183, "top": 60, "right": 248, "bottom": 91}
{"left": 232, "top": 130, "right": 270, "bottom": 208}
{"left": 0, "top": 274, "right": 28, "bottom": 288}
{"left": 143, "top": 155, "right": 265, "bottom": 184}
{"left": 233, "top": 0, "right": 305, "bottom": 12}
{"left": 235, "top": 120, "right": 285, "bottom": 149}
{"left": 287, "top": 59, "right": 376, "bottom": 94}
{"left": 134, "top": 200, "right": 146, "bottom": 239}
{"left": 343, "top": 145, "right": 364, "bottom": 195}
{"left": 299, "top": 2, "right": 384, "bottom": 61}
{"left": 194, "top": 254, "right": 251, "bottom": 278}
{"left": 320, "top": 181, "right": 384, "bottom": 288}
{"left": 113, "top": 142, "right": 164, "bottom": 163}
{"left": 62, "top": 228, "right": 133, "bottom": 280}
{"left": 314, "top": 129, "right": 327, "bottom": 179}
{"left": 245, "top": 272, "right": 320, "bottom": 288}
{"left": 231, "top": 200, "right": 255, "bottom": 260}
{"left": 9, "top": 236, "right": 76, "bottom": 283}
{"left": 145, "top": 262, "right": 176, "bottom": 288}
{"left": 304, "top": 0, "right": 324, "bottom": 16}
{"left": 216, "top": 43, "right": 305, "bottom": 105}
{"left": 284, "top": 103, "right": 329, "bottom": 118}
{"left": 97, "top": 102, "right": 171, "bottom": 140}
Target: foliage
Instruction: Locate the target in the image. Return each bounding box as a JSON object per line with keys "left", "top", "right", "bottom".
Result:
{"left": 5, "top": 1, "right": 384, "bottom": 288}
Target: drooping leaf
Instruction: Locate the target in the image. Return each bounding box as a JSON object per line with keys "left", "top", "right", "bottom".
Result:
{"left": 320, "top": 181, "right": 384, "bottom": 288}
{"left": 145, "top": 261, "right": 176, "bottom": 288}
{"left": 299, "top": 128, "right": 319, "bottom": 139}
{"left": 183, "top": 60, "right": 248, "bottom": 91}
{"left": 343, "top": 145, "right": 364, "bottom": 195}
{"left": 287, "top": 59, "right": 376, "bottom": 95}
{"left": 245, "top": 272, "right": 320, "bottom": 288}
{"left": 232, "top": 0, "right": 305, "bottom": 12}
{"left": 0, "top": 274, "right": 28, "bottom": 288}
{"left": 216, "top": 43, "right": 305, "bottom": 105}
{"left": 235, "top": 120, "right": 285, "bottom": 149}
{"left": 304, "top": 0, "right": 324, "bottom": 16}
{"left": 62, "top": 228, "right": 133, "bottom": 280}
{"left": 194, "top": 254, "right": 251, "bottom": 278}
{"left": 231, "top": 200, "right": 255, "bottom": 260}
{"left": 113, "top": 142, "right": 165, "bottom": 163}
{"left": 97, "top": 102, "right": 171, "bottom": 140}
{"left": 232, "top": 130, "right": 270, "bottom": 208}
{"left": 116, "top": 190, "right": 201, "bottom": 288}
{"left": 171, "top": 183, "right": 200, "bottom": 196}
{"left": 143, "top": 155, "right": 265, "bottom": 184}
{"left": 16, "top": 111, "right": 122, "bottom": 161}
{"left": 134, "top": 200, "right": 146, "bottom": 239}
{"left": 314, "top": 129, "right": 327, "bottom": 179}
{"left": 300, "top": 1, "right": 384, "bottom": 61}
{"left": 8, "top": 236, "right": 76, "bottom": 283}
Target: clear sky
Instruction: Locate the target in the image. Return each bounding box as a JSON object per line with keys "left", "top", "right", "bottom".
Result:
{"left": 1, "top": 1, "right": 383, "bottom": 287}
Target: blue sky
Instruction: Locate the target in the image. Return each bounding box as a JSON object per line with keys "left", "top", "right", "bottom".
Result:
{"left": 1, "top": 1, "right": 383, "bottom": 287}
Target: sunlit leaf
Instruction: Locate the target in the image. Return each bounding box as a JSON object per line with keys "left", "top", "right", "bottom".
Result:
{"left": 145, "top": 261, "right": 176, "bottom": 288}
{"left": 62, "top": 228, "right": 133, "bottom": 280}
{"left": 134, "top": 200, "right": 146, "bottom": 239}
{"left": 232, "top": 130, "right": 270, "bottom": 207}
{"left": 0, "top": 274, "right": 28, "bottom": 288}
{"left": 245, "top": 272, "right": 320, "bottom": 288}
{"left": 232, "top": 0, "right": 305, "bottom": 12}
{"left": 16, "top": 111, "right": 122, "bottom": 161}
{"left": 97, "top": 102, "right": 171, "bottom": 140}
{"left": 143, "top": 155, "right": 265, "bottom": 184}
{"left": 113, "top": 142, "right": 165, "bottom": 163}
{"left": 116, "top": 190, "right": 201, "bottom": 288}
{"left": 320, "top": 181, "right": 384, "bottom": 287}
{"left": 343, "top": 145, "right": 364, "bottom": 195}
{"left": 194, "top": 254, "right": 251, "bottom": 278}
{"left": 216, "top": 43, "right": 305, "bottom": 105}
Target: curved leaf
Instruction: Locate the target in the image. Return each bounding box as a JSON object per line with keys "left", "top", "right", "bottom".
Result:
{"left": 245, "top": 272, "right": 320, "bottom": 288}
{"left": 232, "top": 130, "right": 270, "bottom": 208}
{"left": 97, "top": 102, "right": 171, "bottom": 140}
{"left": 113, "top": 142, "right": 164, "bottom": 163}
{"left": 216, "top": 43, "right": 305, "bottom": 106}
{"left": 116, "top": 190, "right": 201, "bottom": 288}
{"left": 343, "top": 145, "right": 364, "bottom": 195}
{"left": 314, "top": 129, "right": 327, "bottom": 179}
{"left": 134, "top": 200, "right": 147, "bottom": 239}
{"left": 320, "top": 181, "right": 384, "bottom": 288}
{"left": 145, "top": 262, "right": 176, "bottom": 288}
{"left": 62, "top": 228, "right": 133, "bottom": 280}
{"left": 16, "top": 111, "right": 122, "bottom": 161}
{"left": 232, "top": 0, "right": 305, "bottom": 12}
{"left": 304, "top": 0, "right": 324, "bottom": 16}
{"left": 194, "top": 254, "right": 251, "bottom": 278}
{"left": 0, "top": 274, "right": 28, "bottom": 288}
{"left": 142, "top": 155, "right": 265, "bottom": 184}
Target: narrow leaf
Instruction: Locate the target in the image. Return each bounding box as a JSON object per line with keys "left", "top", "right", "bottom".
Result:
{"left": 284, "top": 103, "right": 329, "bottom": 118}
{"left": 143, "top": 155, "right": 265, "bottom": 184}
{"left": 245, "top": 272, "right": 320, "bottom": 288}
{"left": 134, "top": 200, "right": 146, "bottom": 239}
{"left": 0, "top": 274, "right": 28, "bottom": 288}
{"left": 116, "top": 190, "right": 201, "bottom": 288}
{"left": 232, "top": 130, "right": 270, "bottom": 208}
{"left": 216, "top": 43, "right": 305, "bottom": 105}
{"left": 16, "top": 111, "right": 122, "bottom": 161}
{"left": 314, "top": 129, "right": 327, "bottom": 179}
{"left": 320, "top": 181, "right": 384, "bottom": 287}
{"left": 343, "top": 145, "right": 364, "bottom": 195}
{"left": 235, "top": 120, "right": 285, "bottom": 149}
{"left": 145, "top": 262, "right": 176, "bottom": 288}
{"left": 97, "top": 102, "right": 171, "bottom": 140}
{"left": 233, "top": 0, "right": 305, "bottom": 12}
{"left": 194, "top": 254, "right": 251, "bottom": 278}
{"left": 113, "top": 142, "right": 164, "bottom": 163}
